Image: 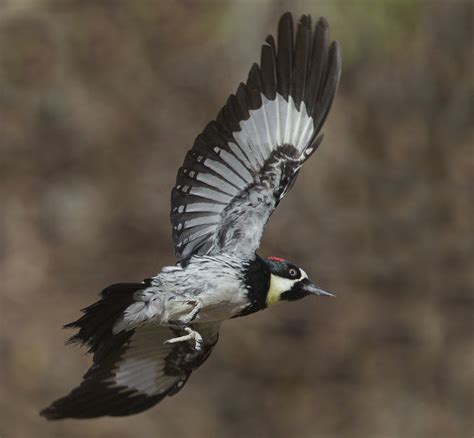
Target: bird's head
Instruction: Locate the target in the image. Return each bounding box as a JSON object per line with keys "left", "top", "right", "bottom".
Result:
{"left": 264, "top": 256, "right": 334, "bottom": 306}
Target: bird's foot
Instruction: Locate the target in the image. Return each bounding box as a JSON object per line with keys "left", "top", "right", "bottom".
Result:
{"left": 164, "top": 326, "right": 203, "bottom": 351}
{"left": 178, "top": 299, "right": 202, "bottom": 325}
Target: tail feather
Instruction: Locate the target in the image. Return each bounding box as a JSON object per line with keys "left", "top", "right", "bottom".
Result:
{"left": 41, "top": 279, "right": 220, "bottom": 420}
{"left": 65, "top": 280, "right": 151, "bottom": 356}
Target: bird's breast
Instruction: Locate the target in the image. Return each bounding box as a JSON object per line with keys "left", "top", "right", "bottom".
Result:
{"left": 194, "top": 284, "right": 249, "bottom": 322}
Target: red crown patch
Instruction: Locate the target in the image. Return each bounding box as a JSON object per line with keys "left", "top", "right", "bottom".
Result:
{"left": 268, "top": 256, "right": 285, "bottom": 262}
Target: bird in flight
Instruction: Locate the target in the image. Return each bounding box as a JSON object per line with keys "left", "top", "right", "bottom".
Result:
{"left": 41, "top": 12, "right": 341, "bottom": 420}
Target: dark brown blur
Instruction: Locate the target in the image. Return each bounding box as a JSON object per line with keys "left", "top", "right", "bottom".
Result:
{"left": 1, "top": 1, "right": 473, "bottom": 437}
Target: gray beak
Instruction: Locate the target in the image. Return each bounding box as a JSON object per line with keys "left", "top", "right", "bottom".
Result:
{"left": 302, "top": 281, "right": 335, "bottom": 297}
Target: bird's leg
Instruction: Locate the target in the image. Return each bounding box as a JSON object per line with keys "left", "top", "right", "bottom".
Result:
{"left": 164, "top": 299, "right": 203, "bottom": 350}
{"left": 177, "top": 299, "right": 202, "bottom": 325}
{"left": 165, "top": 299, "right": 203, "bottom": 351}
{"left": 164, "top": 326, "right": 203, "bottom": 351}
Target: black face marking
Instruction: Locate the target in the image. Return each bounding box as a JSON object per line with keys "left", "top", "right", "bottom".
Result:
{"left": 265, "top": 258, "right": 302, "bottom": 280}
{"left": 280, "top": 279, "right": 312, "bottom": 302}
{"left": 235, "top": 255, "right": 270, "bottom": 317}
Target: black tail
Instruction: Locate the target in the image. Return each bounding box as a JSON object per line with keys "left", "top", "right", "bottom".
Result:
{"left": 40, "top": 279, "right": 151, "bottom": 420}
{"left": 63, "top": 279, "right": 152, "bottom": 358}
{"left": 40, "top": 279, "right": 220, "bottom": 420}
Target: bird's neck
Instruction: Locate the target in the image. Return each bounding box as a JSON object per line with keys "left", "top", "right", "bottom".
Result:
{"left": 235, "top": 254, "right": 271, "bottom": 318}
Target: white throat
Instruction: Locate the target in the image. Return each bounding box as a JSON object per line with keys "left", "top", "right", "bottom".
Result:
{"left": 266, "top": 270, "right": 308, "bottom": 306}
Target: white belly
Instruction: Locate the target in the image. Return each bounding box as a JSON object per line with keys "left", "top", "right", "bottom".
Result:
{"left": 193, "top": 285, "right": 248, "bottom": 322}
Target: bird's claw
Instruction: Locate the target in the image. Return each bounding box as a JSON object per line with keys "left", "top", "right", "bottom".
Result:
{"left": 164, "top": 327, "right": 203, "bottom": 351}
{"left": 178, "top": 300, "right": 202, "bottom": 325}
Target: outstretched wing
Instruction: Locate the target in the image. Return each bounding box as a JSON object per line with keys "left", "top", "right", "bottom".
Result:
{"left": 40, "top": 283, "right": 220, "bottom": 419}
{"left": 171, "top": 13, "right": 341, "bottom": 263}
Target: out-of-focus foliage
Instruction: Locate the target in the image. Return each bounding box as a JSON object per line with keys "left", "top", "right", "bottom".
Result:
{"left": 1, "top": 1, "right": 472, "bottom": 437}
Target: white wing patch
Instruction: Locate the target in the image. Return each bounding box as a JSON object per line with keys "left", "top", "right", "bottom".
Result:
{"left": 172, "top": 93, "right": 316, "bottom": 260}
{"left": 170, "top": 13, "right": 341, "bottom": 262}
{"left": 230, "top": 95, "right": 314, "bottom": 165}
{"left": 112, "top": 326, "right": 177, "bottom": 396}
{"left": 114, "top": 358, "right": 171, "bottom": 396}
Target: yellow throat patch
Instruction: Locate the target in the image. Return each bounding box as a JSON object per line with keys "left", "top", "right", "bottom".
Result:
{"left": 266, "top": 274, "right": 299, "bottom": 306}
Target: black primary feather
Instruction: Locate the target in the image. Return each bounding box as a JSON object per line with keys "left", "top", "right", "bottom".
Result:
{"left": 170, "top": 13, "right": 341, "bottom": 262}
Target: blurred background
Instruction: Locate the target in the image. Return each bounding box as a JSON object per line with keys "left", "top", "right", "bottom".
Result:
{"left": 1, "top": 0, "right": 473, "bottom": 437}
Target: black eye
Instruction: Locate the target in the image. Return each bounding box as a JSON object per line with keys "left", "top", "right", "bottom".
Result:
{"left": 288, "top": 268, "right": 299, "bottom": 278}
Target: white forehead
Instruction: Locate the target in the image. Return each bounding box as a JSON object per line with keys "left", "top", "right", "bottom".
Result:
{"left": 300, "top": 268, "right": 308, "bottom": 280}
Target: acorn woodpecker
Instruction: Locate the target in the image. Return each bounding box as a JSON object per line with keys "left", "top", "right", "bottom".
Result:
{"left": 41, "top": 12, "right": 341, "bottom": 420}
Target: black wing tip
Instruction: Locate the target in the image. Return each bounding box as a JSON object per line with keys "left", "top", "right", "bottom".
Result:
{"left": 280, "top": 11, "right": 293, "bottom": 23}
{"left": 248, "top": 62, "right": 260, "bottom": 81}
{"left": 63, "top": 320, "right": 78, "bottom": 330}
{"left": 280, "top": 13, "right": 330, "bottom": 31}
{"left": 328, "top": 40, "right": 343, "bottom": 84}
{"left": 316, "top": 16, "right": 329, "bottom": 29}
{"left": 40, "top": 408, "right": 56, "bottom": 420}
{"left": 39, "top": 384, "right": 168, "bottom": 420}
{"left": 40, "top": 408, "right": 60, "bottom": 421}
{"left": 298, "top": 14, "right": 312, "bottom": 28}
{"left": 40, "top": 403, "right": 68, "bottom": 421}
{"left": 40, "top": 402, "right": 113, "bottom": 421}
{"left": 278, "top": 11, "right": 294, "bottom": 36}
{"left": 264, "top": 34, "right": 275, "bottom": 46}
{"left": 330, "top": 39, "right": 342, "bottom": 64}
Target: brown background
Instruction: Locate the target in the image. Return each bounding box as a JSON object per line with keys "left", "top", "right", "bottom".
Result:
{"left": 1, "top": 1, "right": 473, "bottom": 437}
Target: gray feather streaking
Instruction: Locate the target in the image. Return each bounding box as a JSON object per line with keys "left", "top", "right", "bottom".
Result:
{"left": 40, "top": 12, "right": 341, "bottom": 420}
